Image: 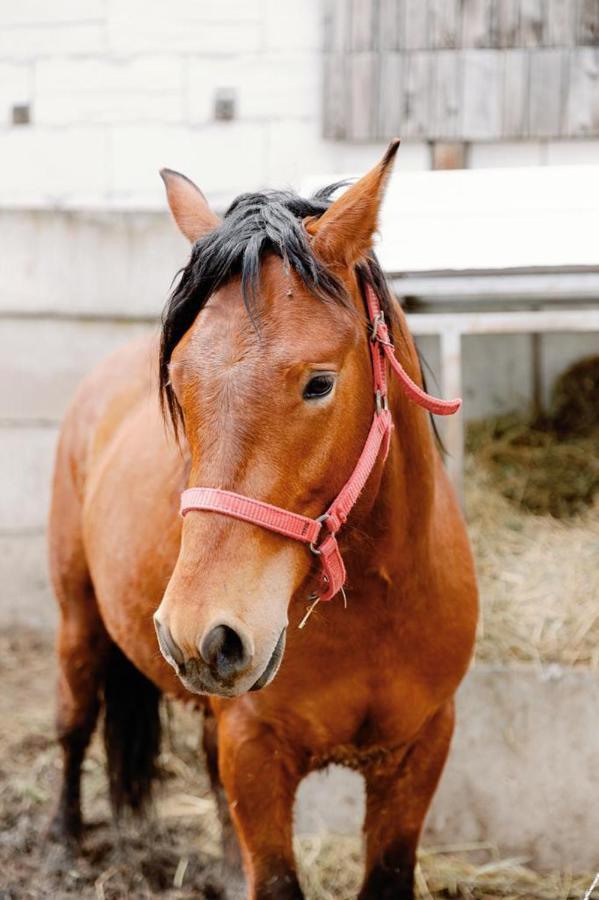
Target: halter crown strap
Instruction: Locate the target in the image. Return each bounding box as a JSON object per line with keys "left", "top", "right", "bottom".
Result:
{"left": 180, "top": 282, "right": 461, "bottom": 604}
{"left": 364, "top": 283, "right": 461, "bottom": 416}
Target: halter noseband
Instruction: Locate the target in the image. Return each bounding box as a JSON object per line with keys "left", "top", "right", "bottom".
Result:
{"left": 180, "top": 283, "right": 461, "bottom": 604}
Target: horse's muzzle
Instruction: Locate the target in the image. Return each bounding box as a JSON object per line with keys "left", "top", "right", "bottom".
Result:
{"left": 154, "top": 616, "right": 286, "bottom": 697}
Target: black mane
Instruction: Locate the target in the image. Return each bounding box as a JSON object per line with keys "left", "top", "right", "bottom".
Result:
{"left": 159, "top": 184, "right": 393, "bottom": 432}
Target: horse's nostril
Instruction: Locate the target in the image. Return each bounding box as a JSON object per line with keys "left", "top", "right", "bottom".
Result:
{"left": 199, "top": 624, "right": 249, "bottom": 679}
{"left": 154, "top": 616, "right": 185, "bottom": 668}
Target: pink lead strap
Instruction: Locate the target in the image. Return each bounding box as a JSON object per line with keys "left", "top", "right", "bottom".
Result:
{"left": 180, "top": 282, "right": 461, "bottom": 604}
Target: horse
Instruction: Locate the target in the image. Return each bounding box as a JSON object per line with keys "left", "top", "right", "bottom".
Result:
{"left": 47, "top": 140, "right": 477, "bottom": 899}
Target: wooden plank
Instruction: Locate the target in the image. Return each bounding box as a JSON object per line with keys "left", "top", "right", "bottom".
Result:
{"left": 403, "top": 51, "right": 433, "bottom": 137}
{"left": 429, "top": 0, "right": 461, "bottom": 49}
{"left": 326, "top": 0, "right": 350, "bottom": 53}
{"left": 432, "top": 50, "right": 462, "bottom": 138}
{"left": 578, "top": 0, "right": 599, "bottom": 45}
{"left": 520, "top": 0, "right": 546, "bottom": 47}
{"left": 323, "top": 54, "right": 349, "bottom": 139}
{"left": 528, "top": 48, "right": 566, "bottom": 137}
{"left": 494, "top": 0, "right": 521, "bottom": 48}
{"left": 348, "top": 52, "right": 378, "bottom": 139}
{"left": 378, "top": 0, "right": 404, "bottom": 51}
{"left": 323, "top": 0, "right": 334, "bottom": 52}
{"left": 377, "top": 51, "right": 404, "bottom": 137}
{"left": 547, "top": 0, "right": 578, "bottom": 46}
{"left": 502, "top": 49, "right": 530, "bottom": 137}
{"left": 462, "top": 0, "right": 493, "bottom": 48}
{"left": 461, "top": 49, "right": 503, "bottom": 139}
{"left": 402, "top": 0, "right": 430, "bottom": 50}
{"left": 350, "top": 0, "right": 376, "bottom": 51}
{"left": 302, "top": 166, "right": 599, "bottom": 275}
{"left": 564, "top": 46, "right": 599, "bottom": 134}
{"left": 431, "top": 141, "right": 468, "bottom": 169}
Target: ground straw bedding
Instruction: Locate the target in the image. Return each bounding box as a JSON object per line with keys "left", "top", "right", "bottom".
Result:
{"left": 293, "top": 834, "right": 599, "bottom": 899}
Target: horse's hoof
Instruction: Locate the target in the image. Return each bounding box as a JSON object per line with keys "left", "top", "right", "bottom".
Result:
{"left": 42, "top": 837, "right": 80, "bottom": 876}
{"left": 45, "top": 810, "right": 82, "bottom": 854}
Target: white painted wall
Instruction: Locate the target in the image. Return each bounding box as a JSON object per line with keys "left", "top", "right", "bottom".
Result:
{"left": 1, "top": 0, "right": 598, "bottom": 210}
{"left": 0, "top": 0, "right": 423, "bottom": 209}
{"left": 1, "top": 4, "right": 597, "bottom": 629}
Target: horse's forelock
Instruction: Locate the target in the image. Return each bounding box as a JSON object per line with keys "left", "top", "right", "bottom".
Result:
{"left": 158, "top": 185, "right": 401, "bottom": 438}
{"left": 159, "top": 187, "right": 355, "bottom": 433}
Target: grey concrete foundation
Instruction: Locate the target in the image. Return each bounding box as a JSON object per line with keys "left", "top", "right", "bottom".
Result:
{"left": 295, "top": 664, "right": 599, "bottom": 871}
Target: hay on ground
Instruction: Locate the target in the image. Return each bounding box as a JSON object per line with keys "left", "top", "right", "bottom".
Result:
{"left": 466, "top": 356, "right": 599, "bottom": 519}
{"left": 466, "top": 459, "right": 599, "bottom": 668}
{"left": 292, "top": 834, "right": 599, "bottom": 899}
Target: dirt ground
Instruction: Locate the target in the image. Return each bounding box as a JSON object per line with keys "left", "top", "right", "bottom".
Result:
{"left": 0, "top": 629, "right": 228, "bottom": 900}
{"left": 1, "top": 631, "right": 598, "bottom": 900}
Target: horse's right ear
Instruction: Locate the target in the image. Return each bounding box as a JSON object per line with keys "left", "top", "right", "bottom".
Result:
{"left": 305, "top": 139, "right": 399, "bottom": 270}
{"left": 159, "top": 169, "right": 221, "bottom": 243}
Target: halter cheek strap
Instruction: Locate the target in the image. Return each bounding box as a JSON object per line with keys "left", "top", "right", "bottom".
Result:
{"left": 180, "top": 283, "right": 461, "bottom": 603}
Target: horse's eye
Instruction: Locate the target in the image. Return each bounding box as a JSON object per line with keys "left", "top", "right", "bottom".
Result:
{"left": 303, "top": 373, "right": 335, "bottom": 400}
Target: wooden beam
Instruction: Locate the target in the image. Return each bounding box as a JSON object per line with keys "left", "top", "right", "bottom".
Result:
{"left": 406, "top": 308, "right": 599, "bottom": 335}
{"left": 391, "top": 271, "right": 599, "bottom": 302}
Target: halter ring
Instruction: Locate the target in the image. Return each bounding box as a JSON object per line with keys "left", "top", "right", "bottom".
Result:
{"left": 309, "top": 512, "right": 331, "bottom": 555}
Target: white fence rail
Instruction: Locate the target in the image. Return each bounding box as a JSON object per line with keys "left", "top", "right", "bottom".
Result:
{"left": 407, "top": 307, "right": 599, "bottom": 499}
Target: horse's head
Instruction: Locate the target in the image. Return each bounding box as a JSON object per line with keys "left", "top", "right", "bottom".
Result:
{"left": 154, "top": 142, "right": 399, "bottom": 697}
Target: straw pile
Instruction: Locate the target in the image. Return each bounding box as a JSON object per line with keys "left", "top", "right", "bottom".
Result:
{"left": 466, "top": 356, "right": 599, "bottom": 520}
{"left": 292, "top": 835, "right": 599, "bottom": 899}
{"left": 466, "top": 459, "right": 599, "bottom": 668}
{"left": 465, "top": 355, "right": 599, "bottom": 667}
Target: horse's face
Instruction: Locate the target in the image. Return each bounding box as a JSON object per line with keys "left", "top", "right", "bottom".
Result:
{"left": 155, "top": 261, "right": 371, "bottom": 696}
{"left": 154, "top": 145, "right": 398, "bottom": 696}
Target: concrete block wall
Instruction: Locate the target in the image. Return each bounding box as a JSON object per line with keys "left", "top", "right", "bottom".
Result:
{"left": 1, "top": 0, "right": 599, "bottom": 210}
{"left": 296, "top": 664, "right": 599, "bottom": 871}
{"left": 0, "top": 209, "right": 187, "bottom": 627}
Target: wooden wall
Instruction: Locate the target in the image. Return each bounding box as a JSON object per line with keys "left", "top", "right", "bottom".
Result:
{"left": 324, "top": 0, "right": 599, "bottom": 141}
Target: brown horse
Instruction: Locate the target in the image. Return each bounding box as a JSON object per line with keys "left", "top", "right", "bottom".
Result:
{"left": 48, "top": 141, "right": 477, "bottom": 899}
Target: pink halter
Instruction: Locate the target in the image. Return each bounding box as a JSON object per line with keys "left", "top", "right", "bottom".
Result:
{"left": 180, "top": 283, "right": 461, "bottom": 603}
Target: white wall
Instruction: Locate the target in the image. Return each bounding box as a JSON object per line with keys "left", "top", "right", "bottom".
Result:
{"left": 1, "top": 0, "right": 598, "bottom": 210}
{"left": 0, "top": 0, "right": 425, "bottom": 209}
{"left": 1, "top": 3, "right": 597, "bottom": 630}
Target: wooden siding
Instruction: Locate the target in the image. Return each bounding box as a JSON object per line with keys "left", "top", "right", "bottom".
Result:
{"left": 323, "top": 0, "right": 599, "bottom": 140}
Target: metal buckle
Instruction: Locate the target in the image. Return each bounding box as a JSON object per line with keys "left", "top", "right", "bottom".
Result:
{"left": 375, "top": 390, "right": 389, "bottom": 415}
{"left": 370, "top": 311, "right": 385, "bottom": 343}
{"left": 309, "top": 513, "right": 330, "bottom": 555}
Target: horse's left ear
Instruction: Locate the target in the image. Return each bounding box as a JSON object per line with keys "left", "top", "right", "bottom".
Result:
{"left": 306, "top": 139, "right": 399, "bottom": 269}
{"left": 160, "top": 168, "right": 221, "bottom": 243}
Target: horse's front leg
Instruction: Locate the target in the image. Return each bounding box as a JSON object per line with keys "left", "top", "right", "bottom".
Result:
{"left": 359, "top": 701, "right": 455, "bottom": 900}
{"left": 217, "top": 707, "right": 305, "bottom": 900}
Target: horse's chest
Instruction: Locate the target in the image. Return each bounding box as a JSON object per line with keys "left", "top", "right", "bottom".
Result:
{"left": 309, "top": 740, "right": 407, "bottom": 776}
